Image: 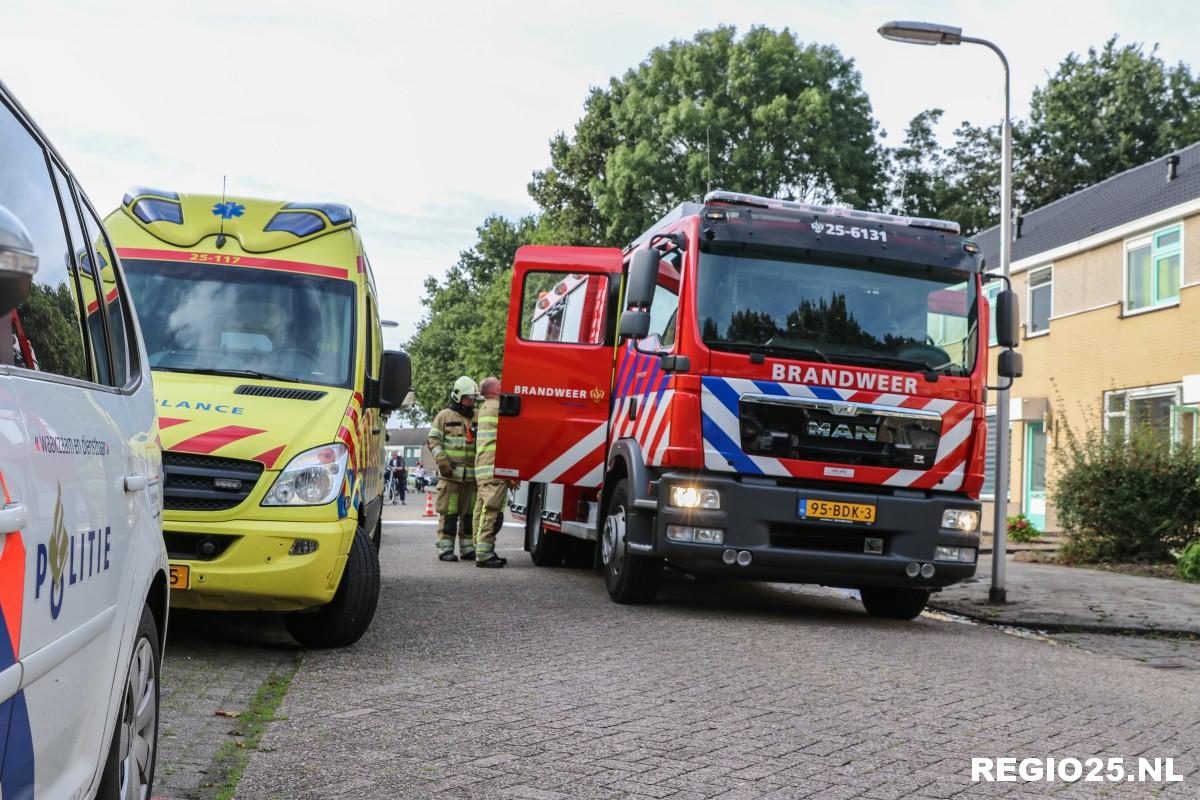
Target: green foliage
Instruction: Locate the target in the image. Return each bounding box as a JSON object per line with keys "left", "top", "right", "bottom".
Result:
{"left": 1177, "top": 540, "right": 1200, "bottom": 582}
{"left": 19, "top": 281, "right": 87, "bottom": 379}
{"left": 1006, "top": 513, "right": 1041, "bottom": 544}
{"left": 1021, "top": 37, "right": 1200, "bottom": 212}
{"left": 405, "top": 215, "right": 534, "bottom": 422}
{"left": 530, "top": 26, "right": 885, "bottom": 246}
{"left": 1053, "top": 422, "right": 1200, "bottom": 563}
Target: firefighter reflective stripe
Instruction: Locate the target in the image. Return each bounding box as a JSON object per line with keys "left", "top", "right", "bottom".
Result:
{"left": 428, "top": 407, "right": 476, "bottom": 480}
{"left": 699, "top": 376, "right": 975, "bottom": 491}
{"left": 474, "top": 398, "right": 499, "bottom": 482}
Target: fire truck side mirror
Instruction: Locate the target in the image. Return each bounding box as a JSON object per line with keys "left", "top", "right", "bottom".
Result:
{"left": 997, "top": 349, "right": 1023, "bottom": 380}
{"left": 618, "top": 309, "right": 652, "bottom": 339}
{"left": 994, "top": 288, "right": 1020, "bottom": 349}
{"left": 0, "top": 204, "right": 39, "bottom": 317}
{"left": 625, "top": 249, "right": 658, "bottom": 309}
{"left": 378, "top": 350, "right": 412, "bottom": 412}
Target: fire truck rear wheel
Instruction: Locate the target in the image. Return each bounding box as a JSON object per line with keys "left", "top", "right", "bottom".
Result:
{"left": 602, "top": 479, "right": 662, "bottom": 604}
{"left": 859, "top": 586, "right": 930, "bottom": 621}
{"left": 528, "top": 486, "right": 565, "bottom": 567}
{"left": 285, "top": 525, "right": 381, "bottom": 647}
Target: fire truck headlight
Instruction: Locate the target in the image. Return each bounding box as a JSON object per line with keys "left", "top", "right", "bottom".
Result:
{"left": 941, "top": 509, "right": 979, "bottom": 532}
{"left": 668, "top": 486, "right": 721, "bottom": 510}
{"left": 263, "top": 443, "right": 349, "bottom": 507}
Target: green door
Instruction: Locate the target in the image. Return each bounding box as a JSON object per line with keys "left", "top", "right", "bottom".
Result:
{"left": 1023, "top": 422, "right": 1047, "bottom": 529}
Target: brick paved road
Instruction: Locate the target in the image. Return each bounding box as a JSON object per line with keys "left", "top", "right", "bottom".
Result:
{"left": 227, "top": 514, "right": 1197, "bottom": 799}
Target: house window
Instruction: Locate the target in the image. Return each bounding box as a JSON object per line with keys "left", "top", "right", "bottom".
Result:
{"left": 1027, "top": 267, "right": 1052, "bottom": 335}
{"left": 1126, "top": 224, "right": 1181, "bottom": 312}
{"left": 984, "top": 280, "right": 1002, "bottom": 346}
{"left": 1104, "top": 384, "right": 1184, "bottom": 444}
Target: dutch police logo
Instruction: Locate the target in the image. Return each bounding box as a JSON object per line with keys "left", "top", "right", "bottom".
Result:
{"left": 35, "top": 483, "right": 113, "bottom": 620}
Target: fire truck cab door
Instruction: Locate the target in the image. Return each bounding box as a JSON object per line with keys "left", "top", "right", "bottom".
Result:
{"left": 496, "top": 245, "right": 622, "bottom": 487}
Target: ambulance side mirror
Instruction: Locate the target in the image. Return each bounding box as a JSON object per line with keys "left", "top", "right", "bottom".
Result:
{"left": 378, "top": 350, "right": 412, "bottom": 412}
{"left": 0, "top": 205, "right": 39, "bottom": 317}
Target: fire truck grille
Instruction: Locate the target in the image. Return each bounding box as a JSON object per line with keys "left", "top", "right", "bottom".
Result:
{"left": 739, "top": 394, "right": 941, "bottom": 470}
{"left": 162, "top": 451, "right": 264, "bottom": 512}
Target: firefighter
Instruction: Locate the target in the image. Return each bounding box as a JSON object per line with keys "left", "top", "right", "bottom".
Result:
{"left": 471, "top": 376, "right": 508, "bottom": 568}
{"left": 427, "top": 376, "right": 479, "bottom": 561}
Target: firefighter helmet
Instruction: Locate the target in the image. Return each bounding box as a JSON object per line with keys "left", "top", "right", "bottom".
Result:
{"left": 450, "top": 375, "right": 479, "bottom": 403}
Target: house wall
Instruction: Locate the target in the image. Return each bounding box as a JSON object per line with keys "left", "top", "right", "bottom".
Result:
{"left": 979, "top": 210, "right": 1200, "bottom": 533}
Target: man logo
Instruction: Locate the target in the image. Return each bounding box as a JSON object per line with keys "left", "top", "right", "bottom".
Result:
{"left": 590, "top": 387, "right": 606, "bottom": 403}
{"left": 830, "top": 403, "right": 859, "bottom": 417}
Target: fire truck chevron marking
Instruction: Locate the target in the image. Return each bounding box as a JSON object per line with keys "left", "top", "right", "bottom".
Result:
{"left": 529, "top": 422, "right": 608, "bottom": 485}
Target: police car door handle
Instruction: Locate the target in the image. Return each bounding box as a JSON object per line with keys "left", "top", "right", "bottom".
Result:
{"left": 124, "top": 473, "right": 149, "bottom": 493}
{"left": 0, "top": 503, "right": 28, "bottom": 532}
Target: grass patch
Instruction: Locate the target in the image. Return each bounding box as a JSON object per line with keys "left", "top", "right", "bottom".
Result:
{"left": 202, "top": 652, "right": 301, "bottom": 800}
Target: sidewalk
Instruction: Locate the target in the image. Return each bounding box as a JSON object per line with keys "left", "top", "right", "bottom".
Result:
{"left": 931, "top": 555, "right": 1200, "bottom": 635}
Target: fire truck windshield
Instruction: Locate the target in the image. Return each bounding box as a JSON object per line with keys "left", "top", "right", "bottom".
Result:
{"left": 697, "top": 249, "right": 979, "bottom": 376}
{"left": 123, "top": 259, "right": 357, "bottom": 387}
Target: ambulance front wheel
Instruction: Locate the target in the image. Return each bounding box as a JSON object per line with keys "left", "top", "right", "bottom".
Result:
{"left": 602, "top": 479, "right": 662, "bottom": 604}
{"left": 285, "top": 525, "right": 381, "bottom": 648}
{"left": 97, "top": 603, "right": 160, "bottom": 800}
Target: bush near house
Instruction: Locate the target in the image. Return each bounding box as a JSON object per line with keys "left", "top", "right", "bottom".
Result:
{"left": 1178, "top": 541, "right": 1200, "bottom": 582}
{"left": 1006, "top": 513, "right": 1041, "bottom": 543}
{"left": 1053, "top": 426, "right": 1200, "bottom": 563}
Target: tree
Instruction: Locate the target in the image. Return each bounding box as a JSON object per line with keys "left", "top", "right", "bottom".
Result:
{"left": 405, "top": 215, "right": 535, "bottom": 423}
{"left": 530, "top": 25, "right": 886, "bottom": 246}
{"left": 1020, "top": 37, "right": 1200, "bottom": 211}
{"left": 888, "top": 108, "right": 949, "bottom": 219}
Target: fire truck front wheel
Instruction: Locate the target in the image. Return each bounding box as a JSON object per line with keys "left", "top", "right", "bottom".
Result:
{"left": 602, "top": 479, "right": 663, "bottom": 604}
{"left": 859, "top": 586, "right": 930, "bottom": 621}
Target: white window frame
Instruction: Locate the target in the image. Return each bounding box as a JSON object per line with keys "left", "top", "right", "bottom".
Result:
{"left": 983, "top": 280, "right": 1002, "bottom": 347}
{"left": 1026, "top": 265, "right": 1052, "bottom": 338}
{"left": 1103, "top": 383, "right": 1185, "bottom": 444}
{"left": 1123, "top": 222, "right": 1183, "bottom": 315}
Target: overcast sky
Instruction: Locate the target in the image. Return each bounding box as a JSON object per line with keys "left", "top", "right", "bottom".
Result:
{"left": 2, "top": 1, "right": 1194, "bottom": 347}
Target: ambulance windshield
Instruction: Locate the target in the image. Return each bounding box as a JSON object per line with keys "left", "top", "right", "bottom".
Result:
{"left": 696, "top": 248, "right": 978, "bottom": 376}
{"left": 123, "top": 260, "right": 356, "bottom": 388}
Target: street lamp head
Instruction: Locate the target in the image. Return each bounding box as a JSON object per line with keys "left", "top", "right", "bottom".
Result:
{"left": 877, "top": 20, "right": 963, "bottom": 46}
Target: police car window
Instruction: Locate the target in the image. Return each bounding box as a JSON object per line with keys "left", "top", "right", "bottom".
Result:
{"left": 520, "top": 270, "right": 609, "bottom": 344}
{"left": 80, "top": 202, "right": 133, "bottom": 387}
{"left": 0, "top": 101, "right": 91, "bottom": 380}
{"left": 50, "top": 163, "right": 114, "bottom": 385}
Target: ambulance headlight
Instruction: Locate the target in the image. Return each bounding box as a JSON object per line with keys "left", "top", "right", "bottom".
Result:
{"left": 262, "top": 444, "right": 348, "bottom": 506}
{"left": 668, "top": 486, "right": 721, "bottom": 510}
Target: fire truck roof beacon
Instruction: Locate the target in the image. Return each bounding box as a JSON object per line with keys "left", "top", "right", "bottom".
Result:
{"left": 703, "top": 190, "right": 962, "bottom": 235}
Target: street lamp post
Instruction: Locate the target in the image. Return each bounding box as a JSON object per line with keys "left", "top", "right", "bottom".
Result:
{"left": 878, "top": 21, "right": 1012, "bottom": 604}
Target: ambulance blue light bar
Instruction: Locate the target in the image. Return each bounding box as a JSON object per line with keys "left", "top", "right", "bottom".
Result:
{"left": 703, "top": 190, "right": 961, "bottom": 235}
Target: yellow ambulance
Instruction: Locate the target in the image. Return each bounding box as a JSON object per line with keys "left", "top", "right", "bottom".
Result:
{"left": 105, "top": 190, "right": 410, "bottom": 647}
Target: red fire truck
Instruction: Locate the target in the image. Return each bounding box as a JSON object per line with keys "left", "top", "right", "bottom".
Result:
{"left": 496, "top": 190, "right": 1022, "bottom": 619}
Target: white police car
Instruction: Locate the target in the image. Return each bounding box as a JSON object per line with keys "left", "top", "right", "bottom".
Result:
{"left": 0, "top": 80, "right": 168, "bottom": 798}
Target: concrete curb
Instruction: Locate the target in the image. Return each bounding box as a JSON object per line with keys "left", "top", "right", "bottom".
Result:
{"left": 928, "top": 601, "right": 1200, "bottom": 638}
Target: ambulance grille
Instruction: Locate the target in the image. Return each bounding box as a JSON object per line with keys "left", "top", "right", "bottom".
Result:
{"left": 162, "top": 451, "right": 264, "bottom": 511}
{"left": 233, "top": 384, "right": 328, "bottom": 401}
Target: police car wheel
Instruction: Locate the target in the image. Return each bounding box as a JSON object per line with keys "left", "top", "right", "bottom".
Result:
{"left": 97, "top": 604, "right": 160, "bottom": 800}
{"left": 859, "top": 586, "right": 930, "bottom": 621}
{"left": 285, "top": 525, "right": 381, "bottom": 648}
{"left": 602, "top": 479, "right": 662, "bottom": 604}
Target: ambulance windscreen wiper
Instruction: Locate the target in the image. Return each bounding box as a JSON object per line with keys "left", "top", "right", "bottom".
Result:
{"left": 163, "top": 367, "right": 301, "bottom": 383}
